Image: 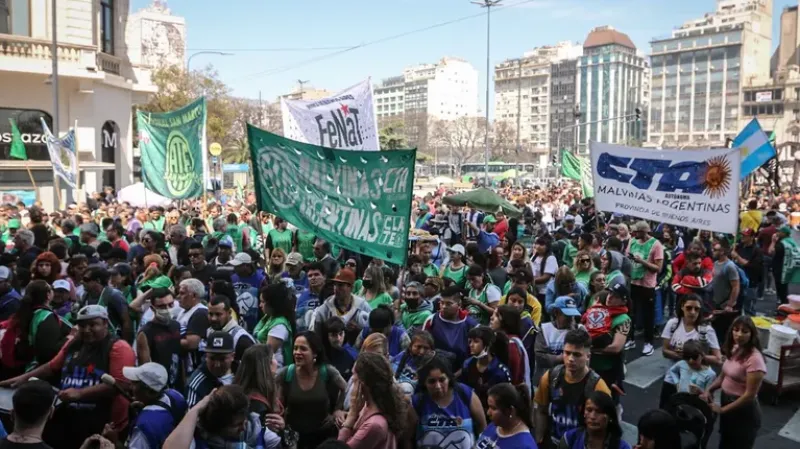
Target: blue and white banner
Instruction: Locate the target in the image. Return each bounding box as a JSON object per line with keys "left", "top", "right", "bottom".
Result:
{"left": 734, "top": 118, "right": 776, "bottom": 180}
{"left": 280, "top": 79, "right": 379, "bottom": 151}
{"left": 590, "top": 142, "right": 741, "bottom": 234}
{"left": 40, "top": 118, "right": 77, "bottom": 189}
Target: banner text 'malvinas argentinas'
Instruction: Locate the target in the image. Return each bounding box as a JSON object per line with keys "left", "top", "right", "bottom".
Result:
{"left": 299, "top": 157, "right": 411, "bottom": 200}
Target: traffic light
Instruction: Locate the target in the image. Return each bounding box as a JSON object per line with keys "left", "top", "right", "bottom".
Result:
{"left": 552, "top": 151, "right": 558, "bottom": 164}
{"left": 635, "top": 107, "right": 642, "bottom": 120}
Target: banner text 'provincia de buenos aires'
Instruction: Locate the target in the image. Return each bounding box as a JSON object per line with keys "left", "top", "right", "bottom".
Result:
{"left": 590, "top": 142, "right": 741, "bottom": 234}
{"left": 247, "top": 124, "right": 415, "bottom": 265}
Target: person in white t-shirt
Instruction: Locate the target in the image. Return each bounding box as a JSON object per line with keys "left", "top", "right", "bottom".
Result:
{"left": 659, "top": 293, "right": 722, "bottom": 407}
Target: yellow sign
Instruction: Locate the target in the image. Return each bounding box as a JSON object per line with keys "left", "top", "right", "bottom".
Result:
{"left": 209, "top": 142, "right": 222, "bottom": 156}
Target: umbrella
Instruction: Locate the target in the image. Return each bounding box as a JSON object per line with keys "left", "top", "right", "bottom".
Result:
{"left": 431, "top": 176, "right": 456, "bottom": 185}
{"left": 117, "top": 183, "right": 172, "bottom": 207}
{"left": 442, "top": 187, "right": 522, "bottom": 217}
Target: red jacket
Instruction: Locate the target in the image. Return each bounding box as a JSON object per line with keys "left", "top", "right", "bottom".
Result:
{"left": 672, "top": 253, "right": 713, "bottom": 274}
{"left": 671, "top": 268, "right": 712, "bottom": 296}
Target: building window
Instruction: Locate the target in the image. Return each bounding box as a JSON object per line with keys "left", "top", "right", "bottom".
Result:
{"left": 1, "top": 0, "right": 31, "bottom": 36}
{"left": 101, "top": 0, "right": 114, "bottom": 54}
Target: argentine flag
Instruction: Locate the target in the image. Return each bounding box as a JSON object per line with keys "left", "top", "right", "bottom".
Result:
{"left": 733, "top": 118, "right": 776, "bottom": 180}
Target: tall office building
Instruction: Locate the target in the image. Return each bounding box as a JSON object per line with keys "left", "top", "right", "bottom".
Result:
{"left": 375, "top": 57, "right": 478, "bottom": 148}
{"left": 576, "top": 26, "right": 647, "bottom": 153}
{"left": 494, "top": 41, "right": 582, "bottom": 158}
{"left": 648, "top": 0, "right": 772, "bottom": 147}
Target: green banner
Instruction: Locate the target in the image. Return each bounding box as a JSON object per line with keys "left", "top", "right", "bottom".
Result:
{"left": 561, "top": 149, "right": 594, "bottom": 198}
{"left": 248, "top": 124, "right": 416, "bottom": 265}
{"left": 138, "top": 97, "right": 206, "bottom": 199}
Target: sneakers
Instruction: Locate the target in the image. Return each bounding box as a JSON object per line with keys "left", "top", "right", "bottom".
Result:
{"left": 642, "top": 343, "right": 655, "bottom": 356}
{"left": 624, "top": 340, "right": 636, "bottom": 351}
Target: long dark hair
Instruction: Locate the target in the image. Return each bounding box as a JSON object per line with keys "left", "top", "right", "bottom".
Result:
{"left": 260, "top": 282, "right": 296, "bottom": 337}
{"left": 579, "top": 391, "right": 622, "bottom": 448}
{"left": 721, "top": 315, "right": 762, "bottom": 361}
{"left": 234, "top": 344, "right": 277, "bottom": 412}
{"left": 487, "top": 382, "right": 533, "bottom": 430}
{"left": 495, "top": 305, "right": 522, "bottom": 337}
{"left": 675, "top": 294, "right": 708, "bottom": 327}
{"left": 11, "top": 280, "right": 52, "bottom": 343}
{"left": 415, "top": 354, "right": 457, "bottom": 395}
{"left": 354, "top": 352, "right": 408, "bottom": 436}
{"left": 637, "top": 409, "right": 682, "bottom": 449}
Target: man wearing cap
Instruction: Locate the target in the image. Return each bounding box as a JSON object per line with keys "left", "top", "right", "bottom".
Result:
{"left": 535, "top": 296, "right": 584, "bottom": 372}
{"left": 186, "top": 331, "right": 236, "bottom": 408}
{"left": 2, "top": 305, "right": 135, "bottom": 449}
{"left": 442, "top": 243, "right": 468, "bottom": 288}
{"left": 230, "top": 252, "right": 267, "bottom": 331}
{"left": 559, "top": 214, "right": 578, "bottom": 236}
{"left": 769, "top": 225, "right": 800, "bottom": 305}
{"left": 0, "top": 266, "right": 21, "bottom": 321}
{"left": 283, "top": 252, "right": 309, "bottom": 295}
{"left": 464, "top": 214, "right": 500, "bottom": 254}
{"left": 206, "top": 295, "right": 255, "bottom": 371}
{"left": 733, "top": 228, "right": 764, "bottom": 316}
{"left": 211, "top": 238, "right": 236, "bottom": 272}
{"left": 626, "top": 220, "right": 663, "bottom": 356}
{"left": 310, "top": 268, "right": 371, "bottom": 344}
{"left": 52, "top": 279, "right": 74, "bottom": 318}
{"left": 125, "top": 362, "right": 187, "bottom": 449}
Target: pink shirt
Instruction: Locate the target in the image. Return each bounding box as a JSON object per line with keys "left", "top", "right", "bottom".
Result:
{"left": 721, "top": 348, "right": 766, "bottom": 397}
{"left": 338, "top": 408, "right": 397, "bottom": 449}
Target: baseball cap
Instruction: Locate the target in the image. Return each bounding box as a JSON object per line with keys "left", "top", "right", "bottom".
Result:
{"left": 0, "top": 266, "right": 11, "bottom": 282}
{"left": 204, "top": 331, "right": 234, "bottom": 354}
{"left": 483, "top": 215, "right": 497, "bottom": 224}
{"left": 564, "top": 214, "right": 575, "bottom": 222}
{"left": 608, "top": 282, "right": 630, "bottom": 301}
{"left": 7, "top": 219, "right": 20, "bottom": 229}
{"left": 229, "top": 253, "right": 253, "bottom": 266}
{"left": 779, "top": 225, "right": 792, "bottom": 235}
{"left": 448, "top": 244, "right": 466, "bottom": 256}
{"left": 123, "top": 362, "right": 168, "bottom": 392}
{"left": 75, "top": 304, "right": 109, "bottom": 322}
{"left": 552, "top": 296, "right": 581, "bottom": 317}
{"left": 217, "top": 239, "right": 233, "bottom": 248}
{"left": 53, "top": 279, "right": 71, "bottom": 291}
{"left": 332, "top": 268, "right": 356, "bottom": 285}
{"left": 286, "top": 252, "right": 303, "bottom": 266}
{"left": 418, "top": 204, "right": 429, "bottom": 212}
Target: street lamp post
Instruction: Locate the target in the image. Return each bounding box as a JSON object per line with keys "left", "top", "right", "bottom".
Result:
{"left": 472, "top": 0, "right": 501, "bottom": 186}
{"left": 187, "top": 51, "right": 233, "bottom": 72}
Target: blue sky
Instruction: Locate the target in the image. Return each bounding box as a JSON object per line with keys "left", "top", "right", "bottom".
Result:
{"left": 131, "top": 0, "right": 794, "bottom": 106}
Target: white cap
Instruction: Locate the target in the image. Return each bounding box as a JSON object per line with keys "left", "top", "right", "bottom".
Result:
{"left": 564, "top": 214, "right": 576, "bottom": 221}
{"left": 229, "top": 253, "right": 253, "bottom": 266}
{"left": 53, "top": 279, "right": 71, "bottom": 291}
{"left": 123, "top": 362, "right": 168, "bottom": 392}
{"left": 448, "top": 244, "right": 466, "bottom": 256}
{"left": 0, "top": 266, "right": 10, "bottom": 282}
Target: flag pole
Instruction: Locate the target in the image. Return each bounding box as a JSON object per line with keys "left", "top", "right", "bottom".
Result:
{"left": 24, "top": 163, "right": 38, "bottom": 201}
{"left": 74, "top": 119, "right": 81, "bottom": 205}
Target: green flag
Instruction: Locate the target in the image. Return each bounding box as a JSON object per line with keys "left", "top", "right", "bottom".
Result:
{"left": 560, "top": 149, "right": 594, "bottom": 198}
{"left": 248, "top": 124, "right": 416, "bottom": 265}
{"left": 137, "top": 98, "right": 206, "bottom": 199}
{"left": 9, "top": 118, "right": 27, "bottom": 160}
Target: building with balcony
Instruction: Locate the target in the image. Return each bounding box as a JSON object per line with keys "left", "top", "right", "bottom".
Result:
{"left": 0, "top": 0, "right": 158, "bottom": 209}
{"left": 494, "top": 41, "right": 581, "bottom": 163}
{"left": 648, "top": 0, "right": 772, "bottom": 147}
{"left": 576, "top": 26, "right": 647, "bottom": 153}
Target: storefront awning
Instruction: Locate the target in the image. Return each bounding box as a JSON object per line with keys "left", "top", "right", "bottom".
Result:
{"left": 0, "top": 161, "right": 115, "bottom": 170}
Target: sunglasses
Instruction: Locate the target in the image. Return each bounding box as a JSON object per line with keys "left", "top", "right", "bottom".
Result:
{"left": 579, "top": 259, "right": 591, "bottom": 263}
{"left": 345, "top": 262, "right": 356, "bottom": 267}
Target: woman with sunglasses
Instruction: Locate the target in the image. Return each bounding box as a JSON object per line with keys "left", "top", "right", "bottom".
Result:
{"left": 572, "top": 250, "right": 598, "bottom": 290}
{"left": 659, "top": 294, "right": 722, "bottom": 408}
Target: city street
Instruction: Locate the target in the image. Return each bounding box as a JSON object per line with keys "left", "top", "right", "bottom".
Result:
{"left": 617, "top": 295, "right": 800, "bottom": 448}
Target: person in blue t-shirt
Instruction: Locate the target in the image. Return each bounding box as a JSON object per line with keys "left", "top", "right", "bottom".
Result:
{"left": 124, "top": 362, "right": 187, "bottom": 449}
{"left": 411, "top": 355, "right": 486, "bottom": 449}
{"left": 423, "top": 286, "right": 479, "bottom": 370}
{"left": 560, "top": 391, "right": 630, "bottom": 449}
{"left": 459, "top": 326, "right": 512, "bottom": 410}
{"left": 230, "top": 252, "right": 267, "bottom": 331}
{"left": 295, "top": 262, "right": 327, "bottom": 333}
{"left": 283, "top": 252, "right": 309, "bottom": 296}
{"left": 475, "top": 382, "right": 537, "bottom": 449}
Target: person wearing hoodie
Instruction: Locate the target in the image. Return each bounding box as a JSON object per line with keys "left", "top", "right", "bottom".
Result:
{"left": 163, "top": 384, "right": 281, "bottom": 449}
{"left": 399, "top": 281, "right": 433, "bottom": 333}
{"left": 601, "top": 251, "right": 627, "bottom": 289}
{"left": 309, "top": 268, "right": 371, "bottom": 345}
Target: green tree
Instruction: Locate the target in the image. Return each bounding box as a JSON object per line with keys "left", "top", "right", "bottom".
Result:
{"left": 379, "top": 121, "right": 407, "bottom": 150}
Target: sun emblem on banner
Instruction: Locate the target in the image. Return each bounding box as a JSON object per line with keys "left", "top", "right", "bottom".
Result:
{"left": 701, "top": 155, "right": 732, "bottom": 199}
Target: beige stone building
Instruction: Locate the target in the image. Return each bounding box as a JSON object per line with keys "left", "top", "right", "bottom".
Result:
{"left": 0, "top": 0, "right": 159, "bottom": 209}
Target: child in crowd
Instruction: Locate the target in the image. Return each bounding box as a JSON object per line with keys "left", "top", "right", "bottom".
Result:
{"left": 663, "top": 340, "right": 717, "bottom": 395}
{"left": 581, "top": 282, "right": 630, "bottom": 349}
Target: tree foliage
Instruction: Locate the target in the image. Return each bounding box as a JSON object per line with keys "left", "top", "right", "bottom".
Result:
{"left": 428, "top": 116, "right": 487, "bottom": 169}
{"left": 379, "top": 120, "right": 407, "bottom": 150}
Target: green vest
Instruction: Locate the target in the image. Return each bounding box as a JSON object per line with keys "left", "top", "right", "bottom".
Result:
{"left": 366, "top": 292, "right": 393, "bottom": 310}
{"left": 253, "top": 315, "right": 293, "bottom": 364}
{"left": 562, "top": 241, "right": 577, "bottom": 268}
{"left": 296, "top": 230, "right": 317, "bottom": 262}
{"left": 443, "top": 264, "right": 467, "bottom": 287}
{"left": 226, "top": 225, "right": 243, "bottom": 252}
{"left": 144, "top": 217, "right": 165, "bottom": 232}
{"left": 422, "top": 263, "right": 439, "bottom": 278}
{"left": 629, "top": 237, "right": 657, "bottom": 280}
{"left": 268, "top": 229, "right": 294, "bottom": 255}
{"left": 468, "top": 283, "right": 494, "bottom": 325}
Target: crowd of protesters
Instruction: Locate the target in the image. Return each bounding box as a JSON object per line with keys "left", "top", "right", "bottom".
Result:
{"left": 0, "top": 181, "right": 793, "bottom": 449}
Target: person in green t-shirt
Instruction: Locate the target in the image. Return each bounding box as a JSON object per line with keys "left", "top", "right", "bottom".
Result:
{"left": 265, "top": 217, "right": 293, "bottom": 258}
{"left": 362, "top": 265, "right": 393, "bottom": 310}
{"left": 399, "top": 282, "right": 433, "bottom": 333}
{"left": 143, "top": 206, "right": 166, "bottom": 232}
{"left": 294, "top": 229, "right": 317, "bottom": 262}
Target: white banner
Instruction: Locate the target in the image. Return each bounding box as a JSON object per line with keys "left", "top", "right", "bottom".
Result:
{"left": 40, "top": 118, "right": 77, "bottom": 189}
{"left": 590, "top": 142, "right": 741, "bottom": 234}
{"left": 280, "top": 79, "right": 379, "bottom": 151}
